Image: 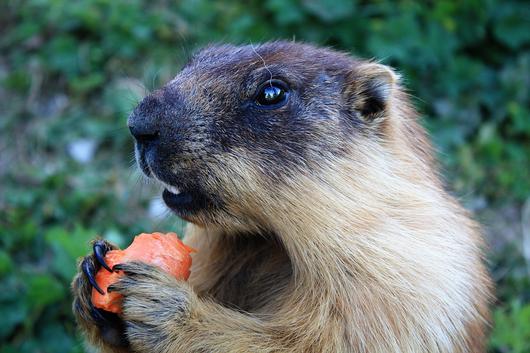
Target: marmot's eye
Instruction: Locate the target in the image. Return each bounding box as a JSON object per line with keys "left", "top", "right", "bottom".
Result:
{"left": 255, "top": 80, "right": 289, "bottom": 108}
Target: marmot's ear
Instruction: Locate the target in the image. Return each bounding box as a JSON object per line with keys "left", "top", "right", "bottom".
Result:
{"left": 343, "top": 63, "right": 399, "bottom": 121}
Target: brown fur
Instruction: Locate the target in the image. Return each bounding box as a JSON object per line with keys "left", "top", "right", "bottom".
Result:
{"left": 72, "top": 41, "right": 492, "bottom": 353}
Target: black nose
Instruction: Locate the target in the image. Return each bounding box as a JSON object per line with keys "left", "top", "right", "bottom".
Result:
{"left": 129, "top": 124, "right": 160, "bottom": 144}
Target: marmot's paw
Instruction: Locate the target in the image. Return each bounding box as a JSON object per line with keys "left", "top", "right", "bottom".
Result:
{"left": 108, "top": 262, "right": 192, "bottom": 351}
{"left": 72, "top": 239, "right": 129, "bottom": 348}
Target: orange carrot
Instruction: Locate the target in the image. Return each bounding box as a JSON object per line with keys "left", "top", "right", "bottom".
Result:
{"left": 91, "top": 232, "right": 194, "bottom": 313}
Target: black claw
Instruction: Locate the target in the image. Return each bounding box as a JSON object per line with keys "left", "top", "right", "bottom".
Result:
{"left": 83, "top": 259, "right": 105, "bottom": 295}
{"left": 94, "top": 241, "right": 112, "bottom": 273}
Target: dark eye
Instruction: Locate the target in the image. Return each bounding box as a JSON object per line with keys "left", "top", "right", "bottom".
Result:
{"left": 255, "top": 80, "right": 289, "bottom": 108}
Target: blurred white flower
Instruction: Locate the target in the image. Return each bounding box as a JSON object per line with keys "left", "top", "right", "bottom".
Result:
{"left": 67, "top": 139, "right": 96, "bottom": 164}
{"left": 148, "top": 198, "right": 168, "bottom": 219}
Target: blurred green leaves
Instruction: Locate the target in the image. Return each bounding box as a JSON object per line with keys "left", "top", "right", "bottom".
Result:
{"left": 492, "top": 2, "right": 530, "bottom": 49}
{"left": 302, "top": 0, "right": 355, "bottom": 22}
{"left": 45, "top": 226, "right": 93, "bottom": 281}
{"left": 25, "top": 274, "right": 65, "bottom": 311}
{"left": 1, "top": 0, "right": 529, "bottom": 352}
{"left": 490, "top": 301, "right": 530, "bottom": 353}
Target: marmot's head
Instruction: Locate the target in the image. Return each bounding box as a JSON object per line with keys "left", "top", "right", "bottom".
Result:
{"left": 128, "top": 42, "right": 401, "bottom": 229}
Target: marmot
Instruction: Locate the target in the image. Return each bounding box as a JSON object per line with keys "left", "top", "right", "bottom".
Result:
{"left": 72, "top": 41, "right": 492, "bottom": 353}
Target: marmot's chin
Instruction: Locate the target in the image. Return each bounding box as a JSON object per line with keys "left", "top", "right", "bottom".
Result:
{"left": 161, "top": 185, "right": 211, "bottom": 220}
{"left": 148, "top": 171, "right": 205, "bottom": 216}
{"left": 162, "top": 188, "right": 192, "bottom": 209}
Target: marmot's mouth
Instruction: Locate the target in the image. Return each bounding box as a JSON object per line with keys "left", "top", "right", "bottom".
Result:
{"left": 134, "top": 141, "right": 215, "bottom": 221}
{"left": 137, "top": 149, "right": 214, "bottom": 220}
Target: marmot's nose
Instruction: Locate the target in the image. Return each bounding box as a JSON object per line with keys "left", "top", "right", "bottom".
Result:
{"left": 128, "top": 123, "right": 160, "bottom": 145}
{"left": 128, "top": 93, "right": 164, "bottom": 147}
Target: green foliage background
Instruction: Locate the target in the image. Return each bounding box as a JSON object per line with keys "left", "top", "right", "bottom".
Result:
{"left": 1, "top": 0, "right": 530, "bottom": 352}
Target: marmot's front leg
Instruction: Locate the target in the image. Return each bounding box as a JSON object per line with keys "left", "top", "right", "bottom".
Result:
{"left": 109, "top": 261, "right": 291, "bottom": 353}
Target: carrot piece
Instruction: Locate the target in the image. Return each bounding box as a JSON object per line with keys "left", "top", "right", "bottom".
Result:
{"left": 91, "top": 232, "right": 194, "bottom": 314}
